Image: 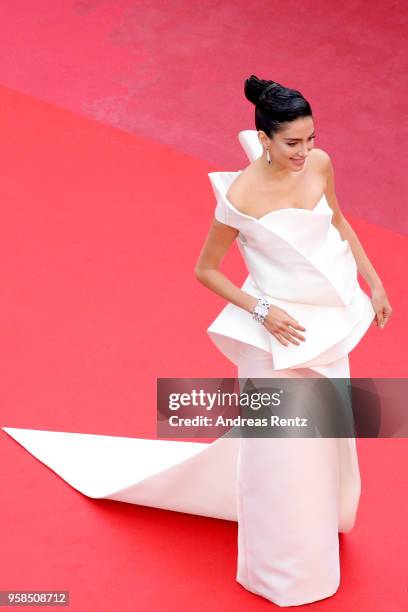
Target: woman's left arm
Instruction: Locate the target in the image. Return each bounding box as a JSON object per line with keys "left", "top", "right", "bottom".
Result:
{"left": 320, "top": 150, "right": 393, "bottom": 329}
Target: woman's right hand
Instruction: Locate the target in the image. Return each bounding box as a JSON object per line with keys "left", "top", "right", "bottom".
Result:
{"left": 263, "top": 305, "right": 307, "bottom": 347}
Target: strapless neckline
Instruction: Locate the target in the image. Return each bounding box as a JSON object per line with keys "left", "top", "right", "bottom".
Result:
{"left": 223, "top": 170, "right": 329, "bottom": 223}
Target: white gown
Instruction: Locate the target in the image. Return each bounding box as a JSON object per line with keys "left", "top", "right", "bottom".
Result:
{"left": 1, "top": 130, "right": 375, "bottom": 607}
{"left": 205, "top": 131, "right": 375, "bottom": 605}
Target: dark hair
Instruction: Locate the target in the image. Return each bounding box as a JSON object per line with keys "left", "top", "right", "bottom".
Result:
{"left": 244, "top": 75, "right": 312, "bottom": 138}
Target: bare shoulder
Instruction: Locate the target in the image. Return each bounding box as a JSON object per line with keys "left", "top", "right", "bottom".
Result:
{"left": 311, "top": 147, "right": 333, "bottom": 176}
{"left": 225, "top": 164, "right": 256, "bottom": 210}
{"left": 313, "top": 148, "right": 345, "bottom": 223}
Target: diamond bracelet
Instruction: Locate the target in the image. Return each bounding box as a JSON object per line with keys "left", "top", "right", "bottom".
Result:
{"left": 251, "top": 296, "right": 271, "bottom": 324}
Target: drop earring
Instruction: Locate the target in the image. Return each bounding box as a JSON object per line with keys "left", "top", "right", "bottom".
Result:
{"left": 266, "top": 148, "right": 271, "bottom": 165}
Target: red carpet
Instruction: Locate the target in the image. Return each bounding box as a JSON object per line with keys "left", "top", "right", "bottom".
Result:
{"left": 0, "top": 2, "right": 407, "bottom": 607}
{"left": 0, "top": 84, "right": 406, "bottom": 611}
{"left": 0, "top": 2, "right": 406, "bottom": 234}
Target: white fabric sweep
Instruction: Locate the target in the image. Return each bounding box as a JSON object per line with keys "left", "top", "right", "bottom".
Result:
{"left": 2, "top": 426, "right": 240, "bottom": 521}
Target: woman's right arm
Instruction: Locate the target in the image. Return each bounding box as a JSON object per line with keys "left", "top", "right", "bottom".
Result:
{"left": 194, "top": 220, "right": 306, "bottom": 347}
{"left": 194, "top": 219, "right": 258, "bottom": 314}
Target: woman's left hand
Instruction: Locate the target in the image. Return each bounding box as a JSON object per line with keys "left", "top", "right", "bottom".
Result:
{"left": 371, "top": 285, "right": 393, "bottom": 328}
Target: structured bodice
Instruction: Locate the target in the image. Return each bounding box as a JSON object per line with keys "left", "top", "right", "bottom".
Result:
{"left": 208, "top": 170, "right": 358, "bottom": 308}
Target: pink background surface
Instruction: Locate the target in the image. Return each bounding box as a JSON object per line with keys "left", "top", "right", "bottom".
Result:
{"left": 0, "top": 1, "right": 406, "bottom": 232}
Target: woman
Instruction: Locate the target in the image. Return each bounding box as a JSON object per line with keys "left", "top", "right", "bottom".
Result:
{"left": 194, "top": 75, "right": 392, "bottom": 606}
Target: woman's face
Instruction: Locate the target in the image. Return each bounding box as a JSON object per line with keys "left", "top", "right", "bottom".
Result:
{"left": 260, "top": 117, "right": 315, "bottom": 172}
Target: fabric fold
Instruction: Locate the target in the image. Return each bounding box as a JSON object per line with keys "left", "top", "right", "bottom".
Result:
{"left": 207, "top": 274, "right": 375, "bottom": 370}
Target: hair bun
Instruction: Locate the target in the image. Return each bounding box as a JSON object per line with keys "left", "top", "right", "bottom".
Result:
{"left": 244, "top": 75, "right": 280, "bottom": 107}
{"left": 258, "top": 82, "right": 280, "bottom": 106}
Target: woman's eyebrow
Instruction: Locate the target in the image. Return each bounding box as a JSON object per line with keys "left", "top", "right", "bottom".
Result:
{"left": 284, "top": 131, "right": 315, "bottom": 141}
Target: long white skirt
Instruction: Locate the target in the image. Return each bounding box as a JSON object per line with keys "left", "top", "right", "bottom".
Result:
{"left": 235, "top": 343, "right": 361, "bottom": 607}
{"left": 1, "top": 346, "right": 361, "bottom": 609}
